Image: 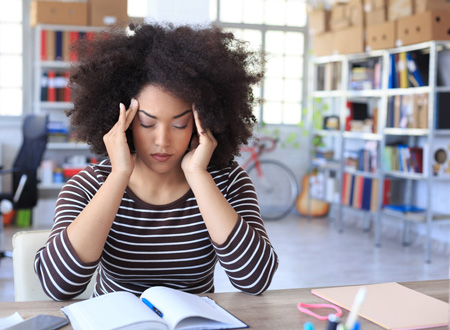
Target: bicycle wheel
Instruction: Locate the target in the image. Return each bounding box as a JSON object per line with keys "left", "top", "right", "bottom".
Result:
{"left": 247, "top": 159, "right": 299, "bottom": 220}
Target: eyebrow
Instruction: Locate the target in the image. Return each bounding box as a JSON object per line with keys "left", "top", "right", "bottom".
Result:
{"left": 138, "top": 109, "right": 192, "bottom": 119}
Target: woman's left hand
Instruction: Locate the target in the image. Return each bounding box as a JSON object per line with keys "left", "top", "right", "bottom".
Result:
{"left": 181, "top": 106, "right": 217, "bottom": 175}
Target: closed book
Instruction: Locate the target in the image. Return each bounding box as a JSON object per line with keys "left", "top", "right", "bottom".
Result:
{"left": 47, "top": 70, "right": 56, "bottom": 102}
{"left": 40, "top": 72, "right": 47, "bottom": 101}
{"left": 41, "top": 29, "right": 47, "bottom": 60}
{"left": 55, "top": 30, "right": 63, "bottom": 61}
{"left": 63, "top": 71, "right": 71, "bottom": 102}
{"left": 63, "top": 31, "right": 71, "bottom": 61}
{"left": 349, "top": 174, "right": 356, "bottom": 207}
{"left": 69, "top": 31, "right": 79, "bottom": 61}
{"left": 46, "top": 30, "right": 56, "bottom": 61}
{"left": 361, "top": 178, "right": 372, "bottom": 210}
{"left": 370, "top": 179, "right": 379, "bottom": 212}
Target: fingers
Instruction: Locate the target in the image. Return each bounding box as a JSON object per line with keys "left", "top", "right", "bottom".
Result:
{"left": 125, "top": 98, "right": 139, "bottom": 127}
{"left": 192, "top": 105, "right": 217, "bottom": 148}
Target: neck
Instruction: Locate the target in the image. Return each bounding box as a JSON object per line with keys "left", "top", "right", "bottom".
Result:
{"left": 128, "top": 160, "right": 189, "bottom": 205}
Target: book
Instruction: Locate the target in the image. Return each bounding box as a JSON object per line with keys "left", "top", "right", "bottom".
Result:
{"left": 61, "top": 286, "right": 248, "bottom": 330}
{"left": 312, "top": 282, "right": 449, "bottom": 330}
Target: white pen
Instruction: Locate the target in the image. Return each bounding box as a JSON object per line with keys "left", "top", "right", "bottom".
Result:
{"left": 345, "top": 286, "right": 366, "bottom": 330}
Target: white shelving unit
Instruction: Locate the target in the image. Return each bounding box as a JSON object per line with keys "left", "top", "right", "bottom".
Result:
{"left": 32, "top": 24, "right": 104, "bottom": 228}
{"left": 308, "top": 41, "right": 450, "bottom": 262}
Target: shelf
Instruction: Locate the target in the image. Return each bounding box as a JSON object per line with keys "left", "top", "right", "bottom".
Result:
{"left": 47, "top": 142, "right": 89, "bottom": 150}
{"left": 40, "top": 61, "right": 71, "bottom": 69}
{"left": 312, "top": 129, "right": 341, "bottom": 137}
{"left": 343, "top": 168, "right": 380, "bottom": 178}
{"left": 311, "top": 90, "right": 344, "bottom": 98}
{"left": 38, "top": 183, "right": 64, "bottom": 190}
{"left": 346, "top": 90, "right": 384, "bottom": 98}
{"left": 312, "top": 159, "right": 341, "bottom": 170}
{"left": 435, "top": 86, "right": 450, "bottom": 93}
{"left": 435, "top": 129, "right": 450, "bottom": 136}
{"left": 384, "top": 128, "right": 429, "bottom": 136}
{"left": 384, "top": 171, "right": 427, "bottom": 180}
{"left": 343, "top": 131, "right": 381, "bottom": 140}
{"left": 382, "top": 208, "right": 450, "bottom": 223}
{"left": 38, "top": 102, "right": 73, "bottom": 110}
{"left": 386, "top": 86, "right": 431, "bottom": 96}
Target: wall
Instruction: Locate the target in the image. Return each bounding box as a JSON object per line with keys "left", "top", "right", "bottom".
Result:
{"left": 2, "top": 0, "right": 450, "bottom": 249}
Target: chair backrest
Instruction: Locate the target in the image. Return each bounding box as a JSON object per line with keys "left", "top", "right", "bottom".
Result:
{"left": 13, "top": 114, "right": 49, "bottom": 209}
{"left": 12, "top": 229, "right": 96, "bottom": 301}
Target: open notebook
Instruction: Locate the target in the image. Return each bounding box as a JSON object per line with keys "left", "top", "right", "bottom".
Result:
{"left": 62, "top": 286, "right": 248, "bottom": 330}
{"left": 312, "top": 282, "right": 449, "bottom": 330}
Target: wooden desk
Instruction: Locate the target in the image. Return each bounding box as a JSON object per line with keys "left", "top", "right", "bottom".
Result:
{"left": 1, "top": 279, "right": 448, "bottom": 329}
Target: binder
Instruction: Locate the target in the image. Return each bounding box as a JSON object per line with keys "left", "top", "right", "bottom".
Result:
{"left": 55, "top": 30, "right": 63, "bottom": 61}
{"left": 398, "top": 52, "right": 409, "bottom": 88}
{"left": 41, "top": 29, "right": 47, "bottom": 60}
{"left": 388, "top": 54, "right": 397, "bottom": 88}
{"left": 406, "top": 52, "right": 425, "bottom": 87}
{"left": 47, "top": 70, "right": 56, "bottom": 102}
{"left": 46, "top": 30, "right": 56, "bottom": 61}
{"left": 69, "top": 31, "right": 79, "bottom": 61}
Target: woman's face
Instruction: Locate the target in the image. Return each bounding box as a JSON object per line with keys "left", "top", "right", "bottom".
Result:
{"left": 131, "top": 84, "right": 193, "bottom": 175}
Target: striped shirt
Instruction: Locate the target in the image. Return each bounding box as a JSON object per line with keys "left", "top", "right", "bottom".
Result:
{"left": 34, "top": 160, "right": 278, "bottom": 300}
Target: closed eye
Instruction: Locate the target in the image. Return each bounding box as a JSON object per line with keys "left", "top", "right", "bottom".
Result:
{"left": 173, "top": 124, "right": 188, "bottom": 129}
{"left": 139, "top": 123, "right": 155, "bottom": 128}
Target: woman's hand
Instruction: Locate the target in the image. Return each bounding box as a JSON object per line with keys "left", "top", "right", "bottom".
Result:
{"left": 181, "top": 106, "right": 217, "bottom": 175}
{"left": 103, "top": 99, "right": 139, "bottom": 176}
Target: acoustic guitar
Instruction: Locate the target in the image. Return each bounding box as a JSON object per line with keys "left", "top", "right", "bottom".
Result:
{"left": 296, "top": 173, "right": 330, "bottom": 217}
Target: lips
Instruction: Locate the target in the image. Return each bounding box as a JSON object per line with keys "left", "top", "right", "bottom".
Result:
{"left": 151, "top": 153, "right": 172, "bottom": 162}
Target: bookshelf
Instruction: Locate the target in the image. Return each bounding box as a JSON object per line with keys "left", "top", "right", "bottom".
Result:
{"left": 32, "top": 24, "right": 105, "bottom": 228}
{"left": 308, "top": 41, "right": 450, "bottom": 262}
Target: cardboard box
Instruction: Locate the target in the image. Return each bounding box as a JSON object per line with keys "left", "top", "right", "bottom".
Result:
{"left": 364, "top": 0, "right": 387, "bottom": 11}
{"left": 388, "top": 0, "right": 414, "bottom": 20}
{"left": 415, "top": 0, "right": 450, "bottom": 13}
{"left": 366, "top": 8, "right": 386, "bottom": 25}
{"left": 330, "top": 4, "right": 351, "bottom": 30}
{"left": 396, "top": 10, "right": 450, "bottom": 46}
{"left": 366, "top": 21, "right": 396, "bottom": 51}
{"left": 30, "top": 1, "right": 88, "bottom": 26}
{"left": 89, "top": 0, "right": 128, "bottom": 26}
{"left": 334, "top": 25, "right": 365, "bottom": 54}
{"left": 349, "top": 4, "right": 365, "bottom": 25}
{"left": 312, "top": 32, "right": 337, "bottom": 57}
{"left": 309, "top": 9, "right": 331, "bottom": 35}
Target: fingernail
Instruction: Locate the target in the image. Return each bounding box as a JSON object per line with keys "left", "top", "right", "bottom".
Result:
{"left": 132, "top": 98, "right": 138, "bottom": 106}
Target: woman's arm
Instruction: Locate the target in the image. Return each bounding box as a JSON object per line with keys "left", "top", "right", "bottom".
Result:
{"left": 66, "top": 101, "right": 138, "bottom": 263}
{"left": 182, "top": 110, "right": 278, "bottom": 294}
{"left": 34, "top": 101, "right": 138, "bottom": 300}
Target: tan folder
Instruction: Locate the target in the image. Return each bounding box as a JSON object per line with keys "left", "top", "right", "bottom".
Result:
{"left": 312, "top": 282, "right": 449, "bottom": 330}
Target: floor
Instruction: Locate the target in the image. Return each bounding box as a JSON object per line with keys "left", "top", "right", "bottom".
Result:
{"left": 0, "top": 212, "right": 449, "bottom": 301}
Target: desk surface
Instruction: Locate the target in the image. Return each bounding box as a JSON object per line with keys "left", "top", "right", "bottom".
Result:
{"left": 1, "top": 279, "right": 448, "bottom": 329}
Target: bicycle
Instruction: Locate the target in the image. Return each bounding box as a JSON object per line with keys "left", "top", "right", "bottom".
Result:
{"left": 240, "top": 136, "right": 299, "bottom": 220}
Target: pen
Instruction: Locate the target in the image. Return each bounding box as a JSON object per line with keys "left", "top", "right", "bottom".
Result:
{"left": 327, "top": 314, "right": 340, "bottom": 330}
{"left": 142, "top": 298, "right": 164, "bottom": 318}
{"left": 345, "top": 287, "right": 366, "bottom": 330}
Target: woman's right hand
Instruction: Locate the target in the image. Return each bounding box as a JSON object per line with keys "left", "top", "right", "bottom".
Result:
{"left": 103, "top": 98, "right": 139, "bottom": 176}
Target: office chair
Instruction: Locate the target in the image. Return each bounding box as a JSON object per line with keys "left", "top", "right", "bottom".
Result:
{"left": 12, "top": 229, "right": 96, "bottom": 301}
{"left": 0, "top": 114, "right": 49, "bottom": 260}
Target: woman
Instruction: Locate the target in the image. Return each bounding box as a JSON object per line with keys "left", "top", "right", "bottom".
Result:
{"left": 35, "top": 22, "right": 278, "bottom": 301}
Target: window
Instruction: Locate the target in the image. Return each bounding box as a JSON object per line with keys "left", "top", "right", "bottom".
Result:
{"left": 0, "top": 0, "right": 23, "bottom": 116}
{"left": 210, "top": 0, "right": 308, "bottom": 125}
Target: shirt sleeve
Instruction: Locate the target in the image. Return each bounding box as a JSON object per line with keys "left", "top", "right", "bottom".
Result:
{"left": 211, "top": 164, "right": 279, "bottom": 295}
{"left": 34, "top": 166, "right": 100, "bottom": 301}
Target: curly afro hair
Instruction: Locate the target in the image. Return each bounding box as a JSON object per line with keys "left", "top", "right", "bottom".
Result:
{"left": 67, "top": 22, "right": 265, "bottom": 167}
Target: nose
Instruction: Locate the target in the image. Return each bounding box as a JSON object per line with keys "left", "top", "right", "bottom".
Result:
{"left": 155, "top": 125, "right": 170, "bottom": 147}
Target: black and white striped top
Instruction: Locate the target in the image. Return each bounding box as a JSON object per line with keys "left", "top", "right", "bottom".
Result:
{"left": 34, "top": 160, "right": 279, "bottom": 301}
